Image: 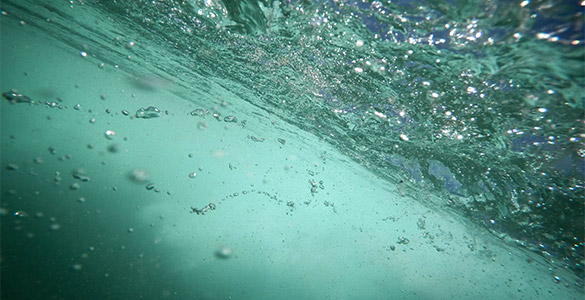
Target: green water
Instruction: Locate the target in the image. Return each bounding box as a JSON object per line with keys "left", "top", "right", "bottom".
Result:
{"left": 1, "top": 0, "right": 584, "bottom": 299}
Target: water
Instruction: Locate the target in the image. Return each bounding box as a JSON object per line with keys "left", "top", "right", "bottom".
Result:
{"left": 1, "top": 0, "right": 583, "bottom": 299}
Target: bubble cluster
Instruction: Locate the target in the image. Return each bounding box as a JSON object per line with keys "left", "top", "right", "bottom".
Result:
{"left": 135, "top": 106, "right": 161, "bottom": 119}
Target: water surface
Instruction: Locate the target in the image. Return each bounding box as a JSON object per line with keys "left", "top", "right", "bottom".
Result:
{"left": 1, "top": 0, "right": 583, "bottom": 299}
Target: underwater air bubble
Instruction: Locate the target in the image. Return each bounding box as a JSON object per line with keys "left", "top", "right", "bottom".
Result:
{"left": 135, "top": 106, "right": 161, "bottom": 119}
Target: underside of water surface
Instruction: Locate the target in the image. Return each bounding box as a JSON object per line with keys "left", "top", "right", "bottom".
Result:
{"left": 1, "top": 0, "right": 584, "bottom": 299}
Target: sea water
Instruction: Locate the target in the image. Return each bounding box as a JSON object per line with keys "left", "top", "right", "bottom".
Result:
{"left": 1, "top": 0, "right": 583, "bottom": 299}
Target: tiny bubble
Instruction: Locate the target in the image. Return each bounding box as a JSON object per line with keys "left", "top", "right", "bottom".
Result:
{"left": 104, "top": 130, "right": 116, "bottom": 139}
{"left": 215, "top": 247, "right": 232, "bottom": 259}
{"left": 14, "top": 211, "right": 28, "bottom": 218}
{"left": 130, "top": 169, "right": 149, "bottom": 183}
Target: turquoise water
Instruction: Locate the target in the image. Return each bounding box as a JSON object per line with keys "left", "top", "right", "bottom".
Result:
{"left": 1, "top": 0, "right": 583, "bottom": 299}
